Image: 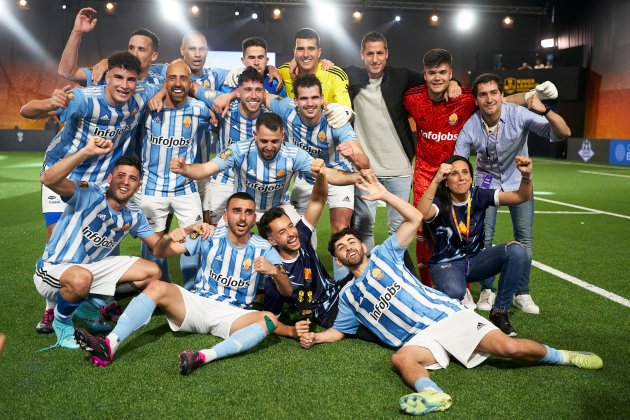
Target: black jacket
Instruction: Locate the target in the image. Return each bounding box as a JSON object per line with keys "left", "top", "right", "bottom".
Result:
{"left": 344, "top": 65, "right": 423, "bottom": 162}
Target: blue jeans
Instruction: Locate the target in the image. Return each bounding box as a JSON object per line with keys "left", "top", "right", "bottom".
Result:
{"left": 352, "top": 176, "right": 412, "bottom": 252}
{"left": 480, "top": 198, "right": 534, "bottom": 295}
{"left": 430, "top": 243, "right": 526, "bottom": 311}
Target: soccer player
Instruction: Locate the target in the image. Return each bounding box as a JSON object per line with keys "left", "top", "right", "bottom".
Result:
{"left": 75, "top": 192, "right": 294, "bottom": 374}
{"left": 455, "top": 73, "right": 571, "bottom": 315}
{"left": 58, "top": 7, "right": 163, "bottom": 85}
{"left": 171, "top": 112, "right": 362, "bottom": 219}
{"left": 195, "top": 67, "right": 269, "bottom": 224}
{"left": 240, "top": 37, "right": 286, "bottom": 96}
{"left": 137, "top": 60, "right": 210, "bottom": 290}
{"left": 296, "top": 172, "right": 602, "bottom": 416}
{"left": 265, "top": 75, "right": 369, "bottom": 231}
{"left": 21, "top": 51, "right": 161, "bottom": 333}
{"left": 418, "top": 156, "right": 534, "bottom": 336}
{"left": 33, "top": 136, "right": 169, "bottom": 349}
{"left": 278, "top": 28, "right": 351, "bottom": 107}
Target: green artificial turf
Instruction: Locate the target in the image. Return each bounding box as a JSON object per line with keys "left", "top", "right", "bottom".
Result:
{"left": 0, "top": 152, "right": 628, "bottom": 419}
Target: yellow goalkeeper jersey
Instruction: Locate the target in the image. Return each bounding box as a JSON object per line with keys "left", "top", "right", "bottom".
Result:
{"left": 278, "top": 61, "right": 351, "bottom": 107}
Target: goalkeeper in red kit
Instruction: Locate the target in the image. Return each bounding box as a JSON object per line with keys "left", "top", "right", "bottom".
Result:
{"left": 404, "top": 49, "right": 558, "bottom": 298}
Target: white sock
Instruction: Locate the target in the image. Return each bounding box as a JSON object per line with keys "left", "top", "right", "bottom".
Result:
{"left": 200, "top": 349, "right": 217, "bottom": 363}
{"left": 107, "top": 333, "right": 120, "bottom": 354}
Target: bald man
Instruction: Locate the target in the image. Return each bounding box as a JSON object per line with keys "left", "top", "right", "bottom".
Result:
{"left": 138, "top": 60, "right": 211, "bottom": 290}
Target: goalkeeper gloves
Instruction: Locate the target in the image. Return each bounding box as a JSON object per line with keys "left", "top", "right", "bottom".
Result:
{"left": 225, "top": 67, "right": 245, "bottom": 88}
{"left": 324, "top": 103, "right": 355, "bottom": 128}
{"left": 525, "top": 81, "right": 558, "bottom": 101}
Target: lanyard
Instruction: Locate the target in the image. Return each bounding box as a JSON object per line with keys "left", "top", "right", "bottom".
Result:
{"left": 451, "top": 194, "right": 471, "bottom": 243}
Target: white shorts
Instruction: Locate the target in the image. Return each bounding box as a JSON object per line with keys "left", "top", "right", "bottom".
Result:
{"left": 33, "top": 256, "right": 139, "bottom": 300}
{"left": 290, "top": 176, "right": 354, "bottom": 216}
{"left": 41, "top": 183, "right": 66, "bottom": 214}
{"left": 208, "top": 177, "right": 235, "bottom": 225}
{"left": 140, "top": 193, "right": 203, "bottom": 232}
{"left": 198, "top": 177, "right": 213, "bottom": 212}
{"left": 168, "top": 285, "right": 255, "bottom": 339}
{"left": 403, "top": 310, "right": 498, "bottom": 370}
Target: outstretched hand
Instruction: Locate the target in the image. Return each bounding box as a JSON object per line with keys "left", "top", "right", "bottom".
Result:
{"left": 73, "top": 7, "right": 98, "bottom": 33}
{"left": 356, "top": 169, "right": 387, "bottom": 201}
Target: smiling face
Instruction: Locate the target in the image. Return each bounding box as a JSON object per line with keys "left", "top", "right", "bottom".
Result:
{"left": 294, "top": 85, "right": 323, "bottom": 123}
{"left": 445, "top": 160, "right": 473, "bottom": 199}
{"left": 423, "top": 63, "right": 453, "bottom": 99}
{"left": 294, "top": 37, "right": 321, "bottom": 74}
{"left": 106, "top": 165, "right": 141, "bottom": 206}
{"left": 164, "top": 61, "right": 191, "bottom": 107}
{"left": 105, "top": 67, "right": 138, "bottom": 106}
{"left": 333, "top": 233, "right": 367, "bottom": 269}
{"left": 266, "top": 214, "right": 301, "bottom": 254}
{"left": 361, "top": 40, "right": 388, "bottom": 79}
{"left": 224, "top": 197, "right": 256, "bottom": 239}
{"left": 254, "top": 125, "right": 284, "bottom": 161}
{"left": 474, "top": 80, "right": 503, "bottom": 121}
{"left": 237, "top": 80, "right": 264, "bottom": 116}
{"left": 128, "top": 34, "right": 158, "bottom": 74}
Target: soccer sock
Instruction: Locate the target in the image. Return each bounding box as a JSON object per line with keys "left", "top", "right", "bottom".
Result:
{"left": 414, "top": 377, "right": 443, "bottom": 393}
{"left": 180, "top": 252, "right": 199, "bottom": 291}
{"left": 539, "top": 345, "right": 567, "bottom": 365}
{"left": 45, "top": 298, "right": 56, "bottom": 310}
{"left": 108, "top": 293, "right": 156, "bottom": 349}
{"left": 55, "top": 295, "right": 82, "bottom": 322}
{"left": 200, "top": 323, "right": 267, "bottom": 363}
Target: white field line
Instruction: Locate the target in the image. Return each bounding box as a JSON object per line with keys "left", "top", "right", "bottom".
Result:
{"left": 535, "top": 197, "right": 630, "bottom": 220}
{"left": 532, "top": 260, "right": 630, "bottom": 308}
{"left": 497, "top": 210, "right": 597, "bottom": 214}
{"left": 534, "top": 158, "right": 630, "bottom": 170}
{"left": 578, "top": 170, "right": 630, "bottom": 178}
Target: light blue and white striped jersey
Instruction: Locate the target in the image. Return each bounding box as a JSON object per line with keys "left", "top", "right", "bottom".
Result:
{"left": 213, "top": 140, "right": 314, "bottom": 212}
{"left": 196, "top": 87, "right": 269, "bottom": 184}
{"left": 45, "top": 83, "right": 161, "bottom": 184}
{"left": 333, "top": 234, "right": 464, "bottom": 348}
{"left": 184, "top": 225, "right": 282, "bottom": 308}
{"left": 82, "top": 63, "right": 165, "bottom": 86}
{"left": 38, "top": 180, "right": 153, "bottom": 266}
{"left": 140, "top": 98, "right": 210, "bottom": 196}
{"left": 268, "top": 97, "right": 356, "bottom": 171}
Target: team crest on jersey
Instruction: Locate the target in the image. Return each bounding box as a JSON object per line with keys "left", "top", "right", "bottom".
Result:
{"left": 242, "top": 258, "right": 252, "bottom": 270}
{"left": 78, "top": 181, "right": 89, "bottom": 188}
{"left": 188, "top": 231, "right": 199, "bottom": 239}
{"left": 67, "top": 91, "right": 75, "bottom": 101}
{"left": 318, "top": 131, "right": 327, "bottom": 143}
{"left": 448, "top": 113, "right": 458, "bottom": 126}
{"left": 121, "top": 223, "right": 130, "bottom": 231}
{"left": 371, "top": 268, "right": 383, "bottom": 280}
{"left": 131, "top": 109, "right": 138, "bottom": 116}
{"left": 304, "top": 268, "right": 312, "bottom": 280}
{"left": 204, "top": 89, "right": 214, "bottom": 100}
{"left": 219, "top": 148, "right": 233, "bottom": 160}
{"left": 183, "top": 116, "right": 192, "bottom": 128}
{"left": 277, "top": 169, "right": 286, "bottom": 178}
{"left": 203, "top": 80, "right": 210, "bottom": 88}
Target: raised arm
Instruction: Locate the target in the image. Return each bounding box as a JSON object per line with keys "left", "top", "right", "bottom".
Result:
{"left": 20, "top": 86, "right": 72, "bottom": 119}
{"left": 498, "top": 156, "right": 533, "bottom": 206}
{"left": 40, "top": 136, "right": 113, "bottom": 197}
{"left": 336, "top": 140, "right": 370, "bottom": 170}
{"left": 417, "top": 163, "right": 451, "bottom": 220}
{"left": 356, "top": 169, "right": 423, "bottom": 248}
{"left": 303, "top": 162, "right": 329, "bottom": 228}
{"left": 58, "top": 7, "right": 98, "bottom": 83}
{"left": 526, "top": 95, "right": 571, "bottom": 139}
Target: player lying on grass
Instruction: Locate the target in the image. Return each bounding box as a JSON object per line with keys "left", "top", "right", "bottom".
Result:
{"left": 296, "top": 171, "right": 603, "bottom": 416}
{"left": 75, "top": 192, "right": 300, "bottom": 375}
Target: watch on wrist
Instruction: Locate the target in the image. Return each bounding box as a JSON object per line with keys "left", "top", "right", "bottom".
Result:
{"left": 538, "top": 106, "right": 551, "bottom": 116}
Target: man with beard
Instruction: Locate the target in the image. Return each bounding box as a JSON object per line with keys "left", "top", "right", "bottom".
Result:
{"left": 171, "top": 112, "right": 362, "bottom": 220}
{"left": 296, "top": 173, "right": 601, "bottom": 416}
{"left": 75, "top": 192, "right": 294, "bottom": 375}
{"left": 137, "top": 60, "right": 210, "bottom": 290}
{"left": 33, "top": 137, "right": 169, "bottom": 350}
{"left": 194, "top": 67, "right": 269, "bottom": 225}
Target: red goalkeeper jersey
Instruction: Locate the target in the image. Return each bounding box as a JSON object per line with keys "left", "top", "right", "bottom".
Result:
{"left": 403, "top": 85, "right": 476, "bottom": 203}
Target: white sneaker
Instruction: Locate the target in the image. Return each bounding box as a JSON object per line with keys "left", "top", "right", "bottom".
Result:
{"left": 461, "top": 289, "right": 477, "bottom": 310}
{"left": 476, "top": 289, "right": 496, "bottom": 311}
{"left": 513, "top": 294, "right": 540, "bottom": 314}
